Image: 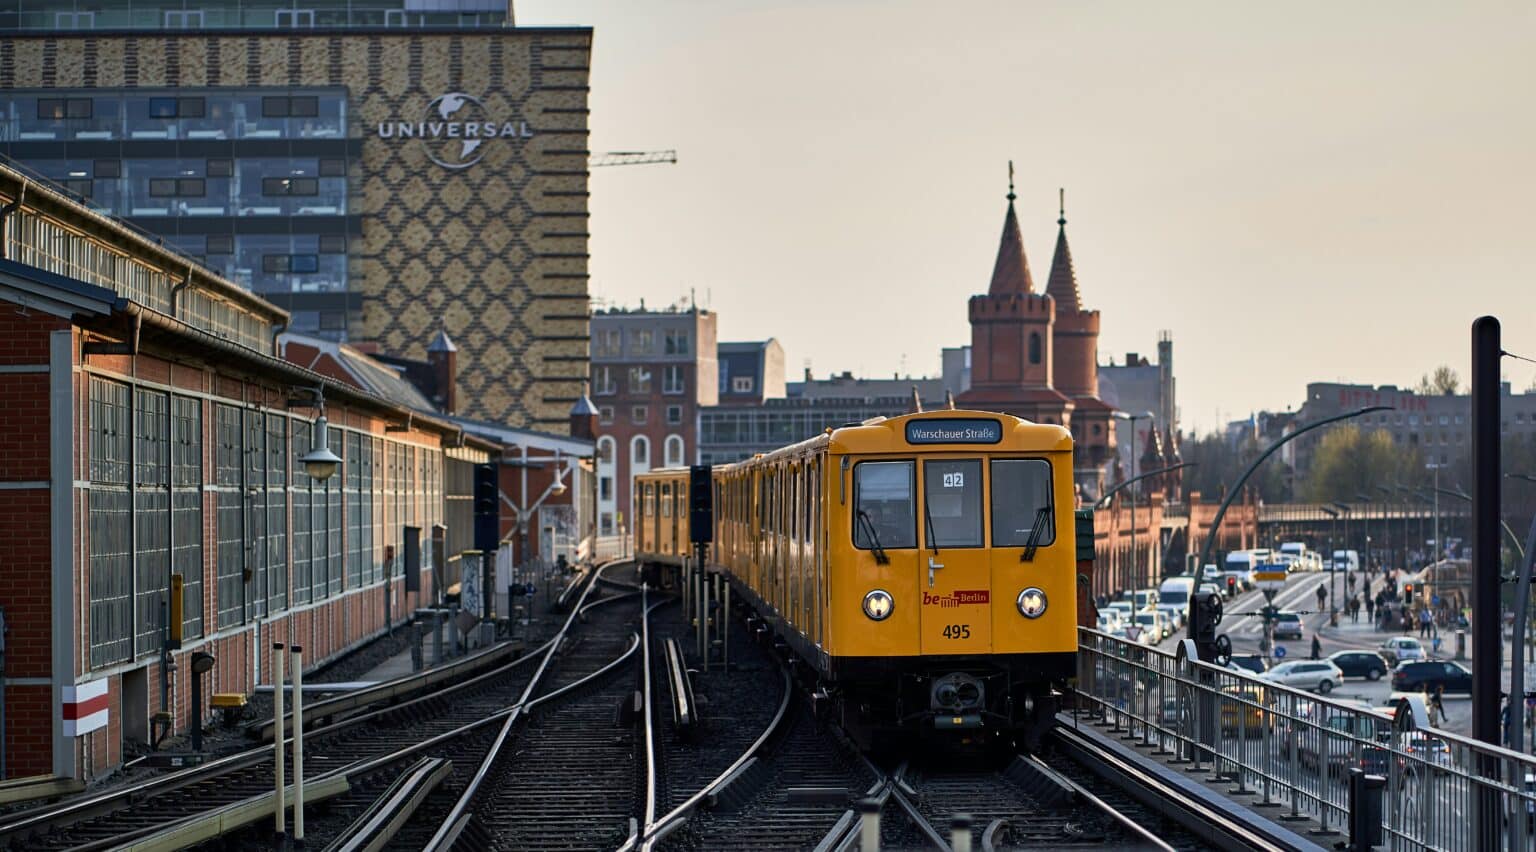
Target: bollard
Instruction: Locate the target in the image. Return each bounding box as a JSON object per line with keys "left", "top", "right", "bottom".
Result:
{"left": 1456, "top": 629, "right": 1467, "bottom": 661}
{"left": 950, "top": 814, "right": 973, "bottom": 852}
{"left": 272, "top": 643, "right": 286, "bottom": 845}
{"left": 858, "top": 798, "right": 882, "bottom": 852}
{"left": 1346, "top": 768, "right": 1384, "bottom": 850}
{"left": 290, "top": 645, "right": 305, "bottom": 846}
{"left": 722, "top": 581, "right": 731, "bottom": 670}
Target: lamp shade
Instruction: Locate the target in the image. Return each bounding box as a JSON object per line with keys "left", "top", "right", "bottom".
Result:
{"left": 302, "top": 415, "right": 343, "bottom": 481}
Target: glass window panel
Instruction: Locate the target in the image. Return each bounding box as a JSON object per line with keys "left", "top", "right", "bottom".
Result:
{"left": 990, "top": 459, "right": 1055, "bottom": 547}
{"left": 148, "top": 97, "right": 177, "bottom": 118}
{"left": 923, "top": 459, "right": 983, "bottom": 548}
{"left": 853, "top": 461, "right": 916, "bottom": 549}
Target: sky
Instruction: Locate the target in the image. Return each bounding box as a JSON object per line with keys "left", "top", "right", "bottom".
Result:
{"left": 517, "top": 1, "right": 1536, "bottom": 434}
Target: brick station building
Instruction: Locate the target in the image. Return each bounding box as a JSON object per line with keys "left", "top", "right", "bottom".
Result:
{"left": 0, "top": 161, "right": 526, "bottom": 780}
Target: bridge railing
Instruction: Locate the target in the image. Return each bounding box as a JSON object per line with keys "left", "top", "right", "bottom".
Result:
{"left": 1073, "top": 627, "right": 1536, "bottom": 850}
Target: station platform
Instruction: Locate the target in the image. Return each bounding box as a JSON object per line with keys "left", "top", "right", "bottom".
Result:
{"left": 1058, "top": 708, "right": 1337, "bottom": 849}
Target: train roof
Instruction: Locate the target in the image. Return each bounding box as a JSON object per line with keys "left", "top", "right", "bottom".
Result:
{"left": 828, "top": 409, "right": 1071, "bottom": 454}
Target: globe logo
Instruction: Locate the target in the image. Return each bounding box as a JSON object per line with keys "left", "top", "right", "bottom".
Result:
{"left": 424, "top": 92, "right": 490, "bottom": 170}
{"left": 376, "top": 92, "right": 533, "bottom": 170}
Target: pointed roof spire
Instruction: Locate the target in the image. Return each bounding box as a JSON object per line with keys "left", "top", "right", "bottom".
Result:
{"left": 988, "top": 160, "right": 1036, "bottom": 296}
{"left": 1045, "top": 187, "right": 1082, "bottom": 313}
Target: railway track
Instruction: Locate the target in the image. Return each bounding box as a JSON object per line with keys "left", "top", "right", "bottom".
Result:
{"left": 414, "top": 586, "right": 650, "bottom": 850}
{"left": 0, "top": 561, "right": 628, "bottom": 852}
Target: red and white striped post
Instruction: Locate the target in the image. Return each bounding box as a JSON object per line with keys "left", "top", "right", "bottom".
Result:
{"left": 273, "top": 642, "right": 286, "bottom": 846}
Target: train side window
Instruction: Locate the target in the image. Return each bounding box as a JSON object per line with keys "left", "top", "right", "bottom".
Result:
{"left": 853, "top": 460, "right": 916, "bottom": 550}
{"left": 991, "top": 459, "right": 1055, "bottom": 547}
{"left": 923, "top": 459, "right": 983, "bottom": 548}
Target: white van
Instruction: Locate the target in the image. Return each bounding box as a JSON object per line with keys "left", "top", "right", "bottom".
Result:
{"left": 1157, "top": 576, "right": 1197, "bottom": 629}
{"left": 1223, "top": 551, "right": 1257, "bottom": 591}
{"left": 1279, "top": 542, "right": 1307, "bottom": 569}
{"left": 1332, "top": 549, "right": 1360, "bottom": 573}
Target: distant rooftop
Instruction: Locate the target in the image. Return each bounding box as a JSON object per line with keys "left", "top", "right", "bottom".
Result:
{"left": 2, "top": 0, "right": 515, "bottom": 33}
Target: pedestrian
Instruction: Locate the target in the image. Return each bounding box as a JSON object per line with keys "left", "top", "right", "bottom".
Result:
{"left": 1316, "top": 584, "right": 1327, "bottom": 612}
{"left": 1366, "top": 596, "right": 1375, "bottom": 624}
{"left": 1381, "top": 603, "right": 1393, "bottom": 631}
{"left": 1311, "top": 635, "right": 1322, "bottom": 660}
{"left": 1432, "top": 685, "right": 1446, "bottom": 724}
{"left": 1419, "top": 608, "right": 1432, "bottom": 638}
{"left": 1349, "top": 597, "right": 1359, "bottom": 623}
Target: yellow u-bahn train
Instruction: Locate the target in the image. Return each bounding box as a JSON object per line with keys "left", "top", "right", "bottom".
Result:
{"left": 634, "top": 410, "right": 1077, "bottom": 746}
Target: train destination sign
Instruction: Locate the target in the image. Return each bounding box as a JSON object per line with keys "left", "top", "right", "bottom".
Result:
{"left": 905, "top": 419, "right": 1004, "bottom": 445}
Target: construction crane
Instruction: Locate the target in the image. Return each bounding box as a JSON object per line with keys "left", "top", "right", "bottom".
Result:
{"left": 590, "top": 150, "right": 677, "bottom": 168}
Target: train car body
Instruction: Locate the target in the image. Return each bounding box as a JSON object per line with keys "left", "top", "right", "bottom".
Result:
{"left": 635, "top": 410, "right": 1077, "bottom": 746}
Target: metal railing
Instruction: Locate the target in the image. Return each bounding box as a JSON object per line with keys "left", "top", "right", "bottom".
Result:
{"left": 1074, "top": 628, "right": 1536, "bottom": 850}
{"left": 593, "top": 533, "right": 631, "bottom": 562}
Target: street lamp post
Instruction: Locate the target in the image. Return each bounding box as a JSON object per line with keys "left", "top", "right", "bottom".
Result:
{"left": 1427, "top": 462, "right": 1445, "bottom": 566}
{"left": 1112, "top": 411, "right": 1155, "bottom": 609}
{"left": 1376, "top": 485, "right": 1396, "bottom": 572}
{"left": 1356, "top": 492, "right": 1376, "bottom": 574}
{"left": 1332, "top": 502, "right": 1351, "bottom": 611}
{"left": 1320, "top": 507, "right": 1339, "bottom": 615}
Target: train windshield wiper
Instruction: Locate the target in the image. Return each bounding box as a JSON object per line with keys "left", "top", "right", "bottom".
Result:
{"left": 857, "top": 509, "right": 891, "bottom": 565}
{"left": 1020, "top": 506, "right": 1052, "bottom": 563}
{"left": 923, "top": 495, "right": 939, "bottom": 555}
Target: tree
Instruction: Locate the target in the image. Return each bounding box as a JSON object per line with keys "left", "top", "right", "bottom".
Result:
{"left": 1303, "top": 425, "right": 1426, "bottom": 503}
{"left": 1181, "top": 430, "right": 1291, "bottom": 503}
{"left": 1415, "top": 365, "right": 1461, "bottom": 396}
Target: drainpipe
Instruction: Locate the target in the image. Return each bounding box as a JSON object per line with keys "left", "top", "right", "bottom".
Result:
{"left": 170, "top": 264, "right": 193, "bottom": 320}
{"left": 270, "top": 322, "right": 288, "bottom": 358}
{"left": 0, "top": 181, "right": 27, "bottom": 259}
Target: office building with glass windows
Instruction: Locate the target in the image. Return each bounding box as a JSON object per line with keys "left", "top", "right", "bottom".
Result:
{"left": 0, "top": 0, "right": 591, "bottom": 430}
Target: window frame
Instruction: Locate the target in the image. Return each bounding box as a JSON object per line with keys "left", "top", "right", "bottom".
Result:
{"left": 921, "top": 458, "right": 985, "bottom": 549}
{"left": 989, "top": 457, "right": 1057, "bottom": 548}
{"left": 851, "top": 459, "right": 917, "bottom": 551}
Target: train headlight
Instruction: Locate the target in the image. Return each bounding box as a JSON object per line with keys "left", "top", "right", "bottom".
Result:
{"left": 862, "top": 589, "right": 894, "bottom": 621}
{"left": 1016, "top": 587, "right": 1047, "bottom": 619}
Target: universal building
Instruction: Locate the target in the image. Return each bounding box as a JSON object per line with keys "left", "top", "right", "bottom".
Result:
{"left": 0, "top": 0, "right": 591, "bottom": 429}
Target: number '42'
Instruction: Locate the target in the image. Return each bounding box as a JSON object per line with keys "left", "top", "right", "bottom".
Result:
{"left": 941, "top": 624, "right": 971, "bottom": 639}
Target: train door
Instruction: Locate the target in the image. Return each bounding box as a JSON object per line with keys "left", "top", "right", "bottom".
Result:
{"left": 917, "top": 457, "right": 992, "bottom": 655}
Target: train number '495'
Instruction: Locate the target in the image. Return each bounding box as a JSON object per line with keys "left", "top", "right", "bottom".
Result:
{"left": 941, "top": 624, "right": 971, "bottom": 639}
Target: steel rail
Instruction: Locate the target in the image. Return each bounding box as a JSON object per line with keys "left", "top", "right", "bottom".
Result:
{"left": 1, "top": 563, "right": 620, "bottom": 848}
{"left": 419, "top": 561, "right": 638, "bottom": 851}
{"left": 0, "top": 613, "right": 578, "bottom": 842}
{"left": 1050, "top": 724, "right": 1288, "bottom": 851}
{"left": 637, "top": 667, "right": 793, "bottom": 849}
{"left": 1022, "top": 753, "right": 1174, "bottom": 852}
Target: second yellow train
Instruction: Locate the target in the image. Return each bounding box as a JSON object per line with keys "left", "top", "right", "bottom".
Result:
{"left": 635, "top": 409, "right": 1077, "bottom": 747}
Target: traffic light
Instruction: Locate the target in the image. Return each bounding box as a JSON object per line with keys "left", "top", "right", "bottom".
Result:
{"left": 1187, "top": 590, "right": 1231, "bottom": 665}
{"left": 688, "top": 465, "right": 713, "bottom": 544}
{"left": 1404, "top": 583, "right": 1416, "bottom": 604}
{"left": 1226, "top": 576, "right": 1237, "bottom": 595}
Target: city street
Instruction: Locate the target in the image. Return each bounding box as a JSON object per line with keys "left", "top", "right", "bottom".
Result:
{"left": 1147, "top": 568, "right": 1512, "bottom": 740}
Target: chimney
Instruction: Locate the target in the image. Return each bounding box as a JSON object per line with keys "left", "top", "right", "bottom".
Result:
{"left": 569, "top": 384, "right": 599, "bottom": 440}
{"left": 426, "top": 329, "right": 458, "bottom": 414}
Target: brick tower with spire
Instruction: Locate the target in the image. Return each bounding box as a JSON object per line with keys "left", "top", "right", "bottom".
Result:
{"left": 956, "top": 165, "right": 1072, "bottom": 426}
{"left": 1046, "top": 189, "right": 1116, "bottom": 493}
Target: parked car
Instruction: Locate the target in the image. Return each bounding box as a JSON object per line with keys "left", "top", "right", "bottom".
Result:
{"left": 1328, "top": 649, "right": 1389, "bottom": 681}
{"left": 1297, "top": 702, "right": 1380, "bottom": 776}
{"left": 1272, "top": 611, "right": 1304, "bottom": 640}
{"left": 1397, "top": 731, "right": 1454, "bottom": 775}
{"left": 1263, "top": 660, "right": 1344, "bottom": 694}
{"left": 1380, "top": 636, "right": 1427, "bottom": 666}
{"left": 1133, "top": 610, "right": 1170, "bottom": 642}
{"left": 1228, "top": 654, "right": 1268, "bottom": 676}
{"left": 1221, "top": 686, "right": 1267, "bottom": 737}
{"left": 1392, "top": 660, "right": 1473, "bottom": 694}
